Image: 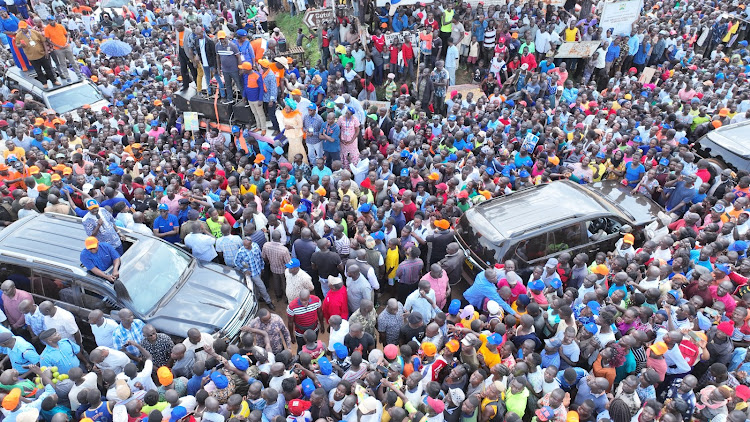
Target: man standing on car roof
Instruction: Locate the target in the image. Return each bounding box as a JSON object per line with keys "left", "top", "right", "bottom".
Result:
{"left": 0, "top": 8, "right": 31, "bottom": 72}
{"left": 15, "top": 20, "right": 58, "bottom": 87}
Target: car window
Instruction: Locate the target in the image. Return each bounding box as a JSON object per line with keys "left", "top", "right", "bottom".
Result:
{"left": 80, "top": 285, "right": 119, "bottom": 314}
{"left": 29, "top": 270, "right": 67, "bottom": 301}
{"left": 513, "top": 232, "right": 550, "bottom": 263}
{"left": 47, "top": 83, "right": 105, "bottom": 113}
{"left": 548, "top": 223, "right": 586, "bottom": 253}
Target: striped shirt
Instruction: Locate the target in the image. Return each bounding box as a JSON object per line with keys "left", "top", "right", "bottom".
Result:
{"left": 286, "top": 296, "right": 321, "bottom": 335}
{"left": 215, "top": 235, "right": 244, "bottom": 267}
{"left": 235, "top": 243, "right": 264, "bottom": 277}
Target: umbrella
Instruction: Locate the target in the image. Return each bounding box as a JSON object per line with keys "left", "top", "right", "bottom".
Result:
{"left": 100, "top": 40, "right": 132, "bottom": 57}
{"left": 101, "top": 0, "right": 129, "bottom": 8}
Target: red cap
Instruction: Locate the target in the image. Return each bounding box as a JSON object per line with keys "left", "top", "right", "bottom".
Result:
{"left": 288, "top": 399, "right": 311, "bottom": 416}
{"left": 717, "top": 320, "right": 735, "bottom": 336}
{"left": 736, "top": 385, "right": 750, "bottom": 401}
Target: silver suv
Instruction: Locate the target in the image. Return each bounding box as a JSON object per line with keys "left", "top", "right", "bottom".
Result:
{"left": 5, "top": 67, "right": 109, "bottom": 114}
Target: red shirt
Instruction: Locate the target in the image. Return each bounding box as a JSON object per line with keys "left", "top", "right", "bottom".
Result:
{"left": 389, "top": 45, "right": 399, "bottom": 64}
{"left": 321, "top": 30, "right": 329, "bottom": 48}
{"left": 321, "top": 286, "right": 348, "bottom": 321}
{"left": 402, "top": 42, "right": 414, "bottom": 60}
{"left": 372, "top": 35, "right": 385, "bottom": 53}
{"left": 287, "top": 295, "right": 322, "bottom": 335}
{"left": 403, "top": 201, "right": 417, "bottom": 222}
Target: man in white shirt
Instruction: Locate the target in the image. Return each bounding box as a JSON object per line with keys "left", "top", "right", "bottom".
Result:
{"left": 117, "top": 357, "right": 157, "bottom": 392}
{"left": 88, "top": 309, "right": 119, "bottom": 348}
{"left": 183, "top": 328, "right": 214, "bottom": 362}
{"left": 67, "top": 367, "right": 98, "bottom": 410}
{"left": 184, "top": 222, "right": 218, "bottom": 262}
{"left": 39, "top": 301, "right": 81, "bottom": 345}
{"left": 90, "top": 346, "right": 131, "bottom": 374}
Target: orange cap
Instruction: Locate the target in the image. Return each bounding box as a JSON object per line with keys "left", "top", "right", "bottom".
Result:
{"left": 193, "top": 168, "right": 204, "bottom": 177}
{"left": 435, "top": 219, "right": 450, "bottom": 230}
{"left": 445, "top": 339, "right": 460, "bottom": 353}
{"left": 281, "top": 204, "right": 294, "bottom": 213}
{"left": 427, "top": 173, "right": 440, "bottom": 181}
{"left": 254, "top": 154, "right": 265, "bottom": 164}
{"left": 51, "top": 174, "right": 61, "bottom": 182}
{"left": 37, "top": 184, "right": 49, "bottom": 192}
{"left": 34, "top": 117, "right": 44, "bottom": 125}
{"left": 157, "top": 366, "right": 173, "bottom": 386}
{"left": 623, "top": 233, "right": 634, "bottom": 245}
{"left": 593, "top": 264, "right": 609, "bottom": 276}
{"left": 29, "top": 166, "right": 40, "bottom": 175}
{"left": 62, "top": 167, "right": 72, "bottom": 175}
{"left": 17, "top": 21, "right": 27, "bottom": 28}
{"left": 712, "top": 120, "right": 722, "bottom": 129}
{"left": 422, "top": 342, "right": 437, "bottom": 356}
{"left": 84, "top": 236, "right": 98, "bottom": 249}
{"left": 2, "top": 388, "right": 20, "bottom": 410}
{"left": 315, "top": 187, "right": 326, "bottom": 196}
{"left": 649, "top": 341, "right": 668, "bottom": 355}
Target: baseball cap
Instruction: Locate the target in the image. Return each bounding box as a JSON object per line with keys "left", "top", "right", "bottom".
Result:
{"left": 85, "top": 237, "right": 98, "bottom": 250}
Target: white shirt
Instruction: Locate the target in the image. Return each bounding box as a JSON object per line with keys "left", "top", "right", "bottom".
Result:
{"left": 44, "top": 307, "right": 79, "bottom": 341}
{"left": 185, "top": 232, "right": 218, "bottom": 262}
{"left": 183, "top": 332, "right": 214, "bottom": 362}
{"left": 117, "top": 358, "right": 157, "bottom": 392}
{"left": 68, "top": 372, "right": 98, "bottom": 409}
{"left": 96, "top": 347, "right": 131, "bottom": 374}
{"left": 91, "top": 317, "right": 119, "bottom": 348}
{"left": 328, "top": 319, "right": 350, "bottom": 351}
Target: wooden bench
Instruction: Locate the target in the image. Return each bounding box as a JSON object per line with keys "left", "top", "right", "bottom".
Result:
{"left": 286, "top": 46, "right": 306, "bottom": 64}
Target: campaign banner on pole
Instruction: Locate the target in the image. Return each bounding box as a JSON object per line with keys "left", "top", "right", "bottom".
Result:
{"left": 184, "top": 112, "right": 200, "bottom": 131}
{"left": 599, "top": 0, "right": 642, "bottom": 36}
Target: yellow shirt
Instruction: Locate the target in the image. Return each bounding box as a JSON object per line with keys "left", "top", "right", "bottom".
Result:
{"left": 564, "top": 27, "right": 578, "bottom": 42}
{"left": 385, "top": 247, "right": 400, "bottom": 278}
{"left": 478, "top": 343, "right": 502, "bottom": 368}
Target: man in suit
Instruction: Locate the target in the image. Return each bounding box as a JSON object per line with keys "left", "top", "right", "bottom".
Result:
{"left": 175, "top": 20, "right": 196, "bottom": 91}
{"left": 192, "top": 26, "right": 224, "bottom": 98}
{"left": 377, "top": 107, "right": 393, "bottom": 139}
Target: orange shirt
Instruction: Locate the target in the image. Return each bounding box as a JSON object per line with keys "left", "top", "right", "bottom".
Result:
{"left": 44, "top": 24, "right": 68, "bottom": 49}
{"left": 178, "top": 31, "right": 185, "bottom": 47}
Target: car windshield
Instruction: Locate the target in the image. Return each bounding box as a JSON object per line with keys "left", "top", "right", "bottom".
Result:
{"left": 47, "top": 83, "right": 105, "bottom": 113}
{"left": 117, "top": 239, "right": 192, "bottom": 314}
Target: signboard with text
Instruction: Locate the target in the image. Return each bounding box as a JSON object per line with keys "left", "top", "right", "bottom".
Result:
{"left": 554, "top": 41, "right": 601, "bottom": 58}
{"left": 599, "top": 0, "right": 642, "bottom": 36}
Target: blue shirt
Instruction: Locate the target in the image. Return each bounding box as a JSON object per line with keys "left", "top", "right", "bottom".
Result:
{"left": 539, "top": 60, "right": 555, "bottom": 74}
{"left": 556, "top": 368, "right": 587, "bottom": 391}
{"left": 624, "top": 161, "right": 645, "bottom": 186}
{"left": 0, "top": 336, "right": 39, "bottom": 374}
{"left": 40, "top": 339, "right": 81, "bottom": 374}
{"left": 605, "top": 44, "right": 620, "bottom": 62}
{"left": 153, "top": 214, "right": 180, "bottom": 243}
{"left": 541, "top": 350, "right": 561, "bottom": 369}
{"left": 80, "top": 242, "right": 120, "bottom": 272}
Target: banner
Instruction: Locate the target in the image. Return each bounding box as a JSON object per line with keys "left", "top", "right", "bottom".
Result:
{"left": 184, "top": 112, "right": 199, "bottom": 131}
{"left": 554, "top": 41, "right": 601, "bottom": 58}
{"left": 445, "top": 84, "right": 483, "bottom": 100}
{"left": 376, "top": 0, "right": 433, "bottom": 14}
{"left": 384, "top": 31, "right": 419, "bottom": 47}
{"left": 599, "top": 0, "right": 642, "bottom": 36}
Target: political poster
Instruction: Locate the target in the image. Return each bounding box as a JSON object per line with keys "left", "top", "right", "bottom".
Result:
{"left": 445, "top": 84, "right": 483, "bottom": 100}
{"left": 554, "top": 41, "right": 601, "bottom": 58}
{"left": 384, "top": 31, "right": 419, "bottom": 47}
{"left": 184, "top": 112, "right": 200, "bottom": 131}
{"left": 376, "top": 0, "right": 434, "bottom": 14}
{"left": 521, "top": 132, "right": 539, "bottom": 153}
{"left": 599, "top": 0, "right": 642, "bottom": 36}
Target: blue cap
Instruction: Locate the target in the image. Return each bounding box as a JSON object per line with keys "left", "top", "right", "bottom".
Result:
{"left": 115, "top": 101, "right": 124, "bottom": 107}
{"left": 549, "top": 278, "right": 562, "bottom": 289}
{"left": 486, "top": 167, "right": 495, "bottom": 176}
{"left": 506, "top": 99, "right": 515, "bottom": 107}
{"left": 358, "top": 203, "right": 371, "bottom": 213}
{"left": 659, "top": 158, "right": 670, "bottom": 166}
{"left": 400, "top": 168, "right": 409, "bottom": 177}
{"left": 713, "top": 204, "right": 726, "bottom": 213}
{"left": 301, "top": 378, "right": 316, "bottom": 397}
{"left": 662, "top": 124, "right": 672, "bottom": 130}
{"left": 371, "top": 231, "right": 384, "bottom": 240}
{"left": 231, "top": 125, "right": 240, "bottom": 133}
{"left": 696, "top": 313, "right": 712, "bottom": 331}
{"left": 210, "top": 371, "right": 229, "bottom": 389}
{"left": 158, "top": 203, "right": 169, "bottom": 211}
{"left": 32, "top": 128, "right": 42, "bottom": 135}
{"left": 126, "top": 94, "right": 135, "bottom": 100}
{"left": 519, "top": 170, "right": 530, "bottom": 178}
{"left": 740, "top": 40, "right": 749, "bottom": 47}
{"left": 307, "top": 103, "right": 317, "bottom": 110}
{"left": 347, "top": 106, "right": 356, "bottom": 114}
{"left": 487, "top": 333, "right": 504, "bottom": 346}
{"left": 333, "top": 342, "right": 348, "bottom": 359}
{"left": 318, "top": 357, "right": 332, "bottom": 375}
{"left": 584, "top": 322, "right": 598, "bottom": 334}
{"left": 715, "top": 264, "right": 730, "bottom": 275}
{"left": 517, "top": 294, "right": 530, "bottom": 306}
{"left": 400, "top": 150, "right": 410, "bottom": 158}
{"left": 633, "top": 135, "right": 642, "bottom": 143}
{"left": 274, "top": 146, "right": 284, "bottom": 155}
{"left": 155, "top": 186, "right": 165, "bottom": 192}
{"left": 587, "top": 300, "right": 600, "bottom": 316}
{"left": 596, "top": 152, "right": 606, "bottom": 159}
{"left": 108, "top": 163, "right": 119, "bottom": 171}
{"left": 679, "top": 137, "right": 689, "bottom": 145}
{"left": 448, "top": 299, "right": 461, "bottom": 315}
{"left": 297, "top": 204, "right": 308, "bottom": 213}
{"left": 729, "top": 240, "right": 748, "bottom": 253}
{"left": 207, "top": 157, "right": 217, "bottom": 163}
{"left": 231, "top": 354, "right": 249, "bottom": 371}
{"left": 85, "top": 198, "right": 99, "bottom": 208}
{"left": 236, "top": 29, "right": 248, "bottom": 37}
{"left": 285, "top": 258, "right": 300, "bottom": 269}
{"left": 529, "top": 279, "right": 544, "bottom": 291}
{"left": 667, "top": 290, "right": 680, "bottom": 300}
{"left": 448, "top": 154, "right": 458, "bottom": 162}
{"left": 448, "top": 115, "right": 456, "bottom": 121}
{"left": 545, "top": 338, "right": 562, "bottom": 348}
{"left": 169, "top": 406, "right": 187, "bottom": 422}
{"left": 501, "top": 167, "right": 511, "bottom": 177}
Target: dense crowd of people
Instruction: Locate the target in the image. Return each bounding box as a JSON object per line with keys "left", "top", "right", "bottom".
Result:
{"left": 0, "top": 0, "right": 749, "bottom": 421}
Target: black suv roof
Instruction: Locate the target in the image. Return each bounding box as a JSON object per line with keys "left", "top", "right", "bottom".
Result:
{"left": 471, "top": 180, "right": 612, "bottom": 239}
{"left": 0, "top": 213, "right": 92, "bottom": 276}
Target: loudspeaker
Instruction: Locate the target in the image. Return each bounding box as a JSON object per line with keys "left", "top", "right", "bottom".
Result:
{"left": 172, "top": 88, "right": 195, "bottom": 111}
{"left": 232, "top": 104, "right": 257, "bottom": 126}
{"left": 189, "top": 96, "right": 233, "bottom": 122}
